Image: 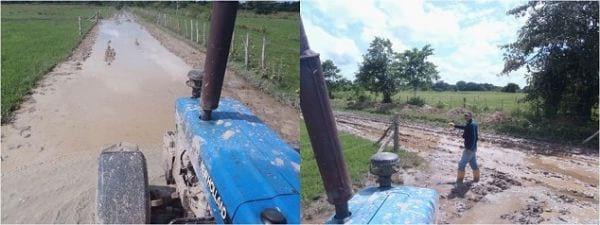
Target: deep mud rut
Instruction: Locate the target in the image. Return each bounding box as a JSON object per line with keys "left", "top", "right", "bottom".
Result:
{"left": 1, "top": 12, "right": 297, "bottom": 223}
{"left": 328, "top": 111, "right": 598, "bottom": 224}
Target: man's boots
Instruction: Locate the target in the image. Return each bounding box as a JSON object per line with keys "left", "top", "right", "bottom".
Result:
{"left": 456, "top": 170, "right": 465, "bottom": 184}
{"left": 473, "top": 170, "right": 480, "bottom": 182}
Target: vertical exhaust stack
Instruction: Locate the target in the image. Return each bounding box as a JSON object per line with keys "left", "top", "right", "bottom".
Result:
{"left": 300, "top": 19, "right": 353, "bottom": 222}
{"left": 200, "top": 2, "right": 238, "bottom": 120}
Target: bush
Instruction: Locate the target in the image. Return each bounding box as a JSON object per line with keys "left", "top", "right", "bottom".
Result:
{"left": 511, "top": 107, "right": 525, "bottom": 118}
{"left": 469, "top": 104, "right": 481, "bottom": 113}
{"left": 434, "top": 100, "right": 446, "bottom": 109}
{"left": 357, "top": 94, "right": 368, "bottom": 103}
{"left": 407, "top": 97, "right": 425, "bottom": 107}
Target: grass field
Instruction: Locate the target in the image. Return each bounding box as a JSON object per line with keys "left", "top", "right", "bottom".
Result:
{"left": 301, "top": 122, "right": 424, "bottom": 202}
{"left": 1, "top": 3, "right": 113, "bottom": 122}
{"left": 132, "top": 6, "right": 299, "bottom": 106}
{"left": 332, "top": 90, "right": 526, "bottom": 113}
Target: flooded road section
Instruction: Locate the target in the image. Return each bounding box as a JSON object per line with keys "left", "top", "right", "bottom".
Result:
{"left": 335, "top": 112, "right": 598, "bottom": 224}
{"left": 1, "top": 14, "right": 191, "bottom": 223}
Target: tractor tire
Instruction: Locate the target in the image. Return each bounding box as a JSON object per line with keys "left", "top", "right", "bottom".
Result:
{"left": 97, "top": 142, "right": 150, "bottom": 224}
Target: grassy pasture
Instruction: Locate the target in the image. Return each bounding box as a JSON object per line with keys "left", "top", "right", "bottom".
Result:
{"left": 332, "top": 90, "right": 526, "bottom": 113}
{"left": 1, "top": 3, "right": 113, "bottom": 122}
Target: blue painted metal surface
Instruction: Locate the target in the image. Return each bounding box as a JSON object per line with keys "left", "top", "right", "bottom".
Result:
{"left": 176, "top": 97, "right": 300, "bottom": 224}
{"left": 327, "top": 186, "right": 438, "bottom": 224}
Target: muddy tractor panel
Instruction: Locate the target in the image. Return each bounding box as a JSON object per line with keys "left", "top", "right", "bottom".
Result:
{"left": 175, "top": 97, "right": 300, "bottom": 223}
{"left": 326, "top": 186, "right": 438, "bottom": 224}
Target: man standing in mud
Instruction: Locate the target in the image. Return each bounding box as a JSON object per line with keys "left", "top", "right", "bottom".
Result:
{"left": 449, "top": 111, "right": 479, "bottom": 184}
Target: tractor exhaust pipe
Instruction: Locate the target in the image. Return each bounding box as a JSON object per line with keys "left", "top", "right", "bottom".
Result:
{"left": 299, "top": 18, "right": 352, "bottom": 222}
{"left": 200, "top": 1, "right": 238, "bottom": 120}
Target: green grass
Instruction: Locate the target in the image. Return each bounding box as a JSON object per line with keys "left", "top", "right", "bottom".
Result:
{"left": 301, "top": 122, "right": 424, "bottom": 202}
{"left": 1, "top": 3, "right": 114, "bottom": 122}
{"left": 332, "top": 90, "right": 526, "bottom": 113}
{"left": 131, "top": 6, "right": 299, "bottom": 106}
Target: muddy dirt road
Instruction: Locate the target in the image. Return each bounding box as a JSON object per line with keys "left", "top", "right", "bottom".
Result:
{"left": 332, "top": 111, "right": 598, "bottom": 224}
{"left": 1, "top": 13, "right": 297, "bottom": 223}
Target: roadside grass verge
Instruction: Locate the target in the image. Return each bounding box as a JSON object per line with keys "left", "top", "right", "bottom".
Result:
{"left": 301, "top": 122, "right": 425, "bottom": 202}
{"left": 1, "top": 3, "right": 114, "bottom": 123}
{"left": 131, "top": 6, "right": 299, "bottom": 107}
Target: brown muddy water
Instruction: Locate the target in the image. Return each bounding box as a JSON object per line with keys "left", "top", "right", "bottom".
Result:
{"left": 1, "top": 14, "right": 191, "bottom": 223}
{"left": 330, "top": 112, "right": 599, "bottom": 224}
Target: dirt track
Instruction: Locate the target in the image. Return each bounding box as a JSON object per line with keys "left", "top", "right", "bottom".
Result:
{"left": 1, "top": 12, "right": 297, "bottom": 223}
{"left": 333, "top": 111, "right": 598, "bottom": 224}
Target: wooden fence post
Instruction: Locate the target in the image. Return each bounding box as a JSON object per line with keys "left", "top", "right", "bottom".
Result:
{"left": 393, "top": 114, "right": 399, "bottom": 152}
{"left": 203, "top": 22, "right": 206, "bottom": 47}
{"left": 190, "top": 19, "right": 193, "bottom": 42}
{"left": 78, "top": 16, "right": 82, "bottom": 36}
{"left": 244, "top": 33, "right": 249, "bottom": 70}
{"left": 261, "top": 36, "right": 266, "bottom": 69}
{"left": 229, "top": 31, "right": 235, "bottom": 60}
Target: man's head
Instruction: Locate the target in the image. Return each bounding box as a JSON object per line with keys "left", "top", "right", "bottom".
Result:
{"left": 464, "top": 112, "right": 473, "bottom": 122}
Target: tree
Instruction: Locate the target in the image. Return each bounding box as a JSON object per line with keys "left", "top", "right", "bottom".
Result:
{"left": 397, "top": 45, "right": 439, "bottom": 97}
{"left": 356, "top": 37, "right": 400, "bottom": 103}
{"left": 502, "top": 83, "right": 520, "bottom": 93}
{"left": 432, "top": 81, "right": 450, "bottom": 91}
{"left": 501, "top": 1, "right": 599, "bottom": 121}
{"left": 456, "top": 81, "right": 467, "bottom": 91}
{"left": 335, "top": 78, "right": 353, "bottom": 91}
{"left": 321, "top": 59, "right": 342, "bottom": 98}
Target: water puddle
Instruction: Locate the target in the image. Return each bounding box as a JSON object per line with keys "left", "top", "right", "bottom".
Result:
{"left": 528, "top": 156, "right": 599, "bottom": 185}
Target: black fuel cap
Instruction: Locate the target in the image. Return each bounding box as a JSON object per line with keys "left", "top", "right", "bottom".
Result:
{"left": 260, "top": 208, "right": 286, "bottom": 224}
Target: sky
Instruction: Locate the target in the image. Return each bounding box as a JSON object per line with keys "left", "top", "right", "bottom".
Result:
{"left": 301, "top": 0, "right": 530, "bottom": 87}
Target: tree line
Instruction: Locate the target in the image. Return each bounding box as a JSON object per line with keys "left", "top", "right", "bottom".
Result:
{"left": 322, "top": 37, "right": 522, "bottom": 101}
{"left": 325, "top": 61, "right": 523, "bottom": 94}
{"left": 432, "top": 81, "right": 522, "bottom": 93}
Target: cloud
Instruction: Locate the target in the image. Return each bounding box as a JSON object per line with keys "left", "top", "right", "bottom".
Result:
{"left": 301, "top": 16, "right": 362, "bottom": 79}
{"left": 302, "top": 0, "right": 528, "bottom": 86}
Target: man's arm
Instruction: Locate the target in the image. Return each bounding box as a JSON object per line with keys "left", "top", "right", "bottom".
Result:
{"left": 449, "top": 122, "right": 465, "bottom": 129}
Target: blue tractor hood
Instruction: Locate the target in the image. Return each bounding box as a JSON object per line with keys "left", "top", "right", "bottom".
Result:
{"left": 327, "top": 186, "right": 438, "bottom": 224}
{"left": 175, "top": 97, "right": 300, "bottom": 224}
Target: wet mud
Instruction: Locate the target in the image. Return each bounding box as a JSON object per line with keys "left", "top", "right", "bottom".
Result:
{"left": 304, "top": 111, "right": 599, "bottom": 224}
